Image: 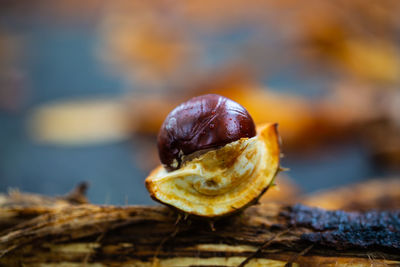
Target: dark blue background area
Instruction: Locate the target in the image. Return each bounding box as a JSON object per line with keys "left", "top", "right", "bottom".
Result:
{"left": 0, "top": 19, "right": 387, "bottom": 205}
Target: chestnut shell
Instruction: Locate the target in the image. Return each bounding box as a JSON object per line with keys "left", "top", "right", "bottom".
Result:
{"left": 157, "top": 94, "right": 256, "bottom": 170}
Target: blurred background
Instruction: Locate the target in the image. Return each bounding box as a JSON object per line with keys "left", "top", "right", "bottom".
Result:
{"left": 1, "top": 0, "right": 399, "bottom": 205}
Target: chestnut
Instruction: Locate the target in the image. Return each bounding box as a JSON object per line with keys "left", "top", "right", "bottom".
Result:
{"left": 157, "top": 94, "right": 256, "bottom": 171}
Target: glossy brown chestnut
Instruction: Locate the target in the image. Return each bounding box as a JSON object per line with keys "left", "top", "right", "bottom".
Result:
{"left": 157, "top": 94, "right": 256, "bottom": 171}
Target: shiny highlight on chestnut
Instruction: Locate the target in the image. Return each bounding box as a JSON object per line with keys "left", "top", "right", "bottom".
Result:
{"left": 157, "top": 94, "right": 256, "bottom": 171}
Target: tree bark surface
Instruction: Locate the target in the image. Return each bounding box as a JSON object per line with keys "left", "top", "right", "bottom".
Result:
{"left": 0, "top": 186, "right": 399, "bottom": 267}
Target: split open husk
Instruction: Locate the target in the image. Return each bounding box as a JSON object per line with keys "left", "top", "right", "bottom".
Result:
{"left": 145, "top": 123, "right": 280, "bottom": 217}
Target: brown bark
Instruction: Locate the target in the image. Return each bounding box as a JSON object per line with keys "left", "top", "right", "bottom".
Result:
{"left": 0, "top": 182, "right": 88, "bottom": 233}
{"left": 0, "top": 185, "right": 399, "bottom": 267}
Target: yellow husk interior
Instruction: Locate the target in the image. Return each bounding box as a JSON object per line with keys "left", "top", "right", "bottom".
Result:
{"left": 145, "top": 123, "right": 280, "bottom": 217}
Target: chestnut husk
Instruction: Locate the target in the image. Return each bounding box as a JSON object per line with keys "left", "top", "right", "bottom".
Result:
{"left": 146, "top": 123, "right": 281, "bottom": 218}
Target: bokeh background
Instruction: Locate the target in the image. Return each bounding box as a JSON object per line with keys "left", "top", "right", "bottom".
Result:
{"left": 1, "top": 1, "right": 399, "bottom": 205}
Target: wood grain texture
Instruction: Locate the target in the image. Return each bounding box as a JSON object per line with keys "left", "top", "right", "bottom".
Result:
{"left": 0, "top": 191, "right": 399, "bottom": 267}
